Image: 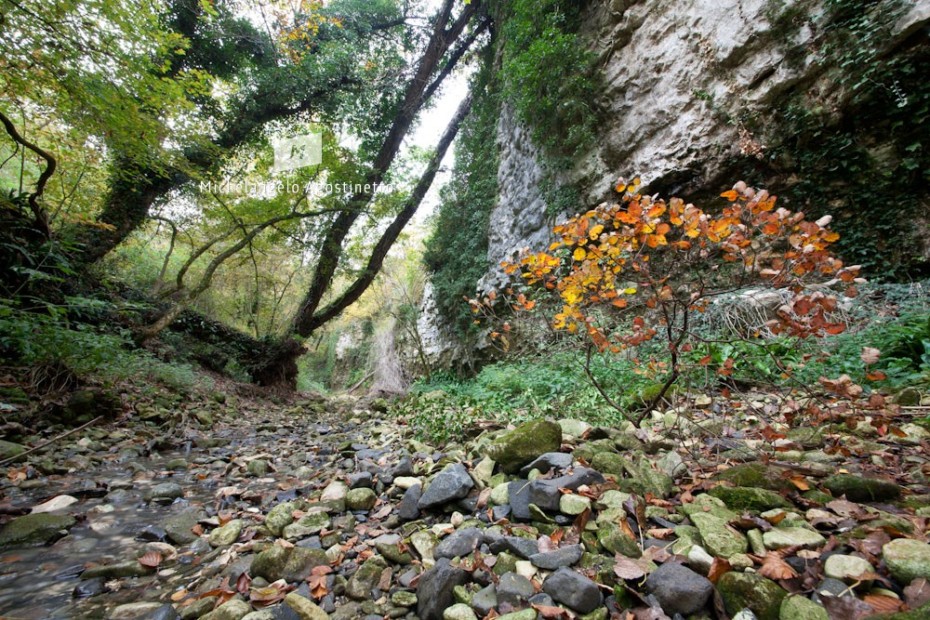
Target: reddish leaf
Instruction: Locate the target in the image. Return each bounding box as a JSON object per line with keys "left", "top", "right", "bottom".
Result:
{"left": 757, "top": 553, "right": 798, "bottom": 580}
{"left": 904, "top": 578, "right": 930, "bottom": 608}
{"left": 139, "top": 551, "right": 162, "bottom": 568}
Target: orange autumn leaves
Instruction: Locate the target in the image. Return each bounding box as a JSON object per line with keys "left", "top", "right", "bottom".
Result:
{"left": 503, "top": 179, "right": 861, "bottom": 351}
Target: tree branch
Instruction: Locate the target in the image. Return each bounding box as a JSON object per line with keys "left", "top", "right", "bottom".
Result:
{"left": 0, "top": 110, "right": 55, "bottom": 237}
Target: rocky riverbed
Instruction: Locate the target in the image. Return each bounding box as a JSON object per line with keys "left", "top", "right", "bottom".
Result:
{"left": 1, "top": 394, "right": 929, "bottom": 620}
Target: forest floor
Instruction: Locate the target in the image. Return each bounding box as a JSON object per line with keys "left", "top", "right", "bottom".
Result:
{"left": 0, "top": 386, "right": 929, "bottom": 620}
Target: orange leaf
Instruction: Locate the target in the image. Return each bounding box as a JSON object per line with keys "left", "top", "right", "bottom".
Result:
{"left": 139, "top": 551, "right": 162, "bottom": 568}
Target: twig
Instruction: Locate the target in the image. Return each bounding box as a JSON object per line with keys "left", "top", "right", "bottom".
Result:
{"left": 0, "top": 416, "right": 103, "bottom": 466}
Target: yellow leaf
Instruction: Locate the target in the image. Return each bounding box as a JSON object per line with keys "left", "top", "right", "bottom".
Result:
{"left": 573, "top": 248, "right": 587, "bottom": 261}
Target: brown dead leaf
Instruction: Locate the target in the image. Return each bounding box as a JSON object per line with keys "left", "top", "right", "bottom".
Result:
{"left": 820, "top": 595, "right": 875, "bottom": 620}
{"left": 707, "top": 557, "right": 731, "bottom": 584}
{"left": 613, "top": 554, "right": 649, "bottom": 580}
{"left": 757, "top": 553, "right": 798, "bottom": 580}
{"left": 646, "top": 528, "right": 675, "bottom": 540}
{"left": 863, "top": 594, "right": 904, "bottom": 615}
{"left": 788, "top": 475, "right": 811, "bottom": 491}
{"left": 308, "top": 565, "right": 331, "bottom": 599}
{"left": 532, "top": 604, "right": 571, "bottom": 619}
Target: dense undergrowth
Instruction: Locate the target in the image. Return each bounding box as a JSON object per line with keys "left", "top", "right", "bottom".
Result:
{"left": 395, "top": 281, "right": 930, "bottom": 444}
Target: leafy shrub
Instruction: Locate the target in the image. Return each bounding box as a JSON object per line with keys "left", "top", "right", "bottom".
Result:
{"left": 482, "top": 180, "right": 858, "bottom": 426}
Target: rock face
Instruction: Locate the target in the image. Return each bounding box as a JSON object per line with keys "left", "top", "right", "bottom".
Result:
{"left": 422, "top": 0, "right": 930, "bottom": 362}
{"left": 479, "top": 0, "right": 930, "bottom": 289}
{"left": 418, "top": 463, "right": 474, "bottom": 509}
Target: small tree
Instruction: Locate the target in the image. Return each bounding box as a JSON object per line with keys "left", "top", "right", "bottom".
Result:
{"left": 497, "top": 179, "right": 861, "bottom": 427}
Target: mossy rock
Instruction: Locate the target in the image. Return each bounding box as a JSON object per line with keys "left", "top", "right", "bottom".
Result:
{"left": 717, "top": 572, "right": 787, "bottom": 620}
{"left": 708, "top": 486, "right": 792, "bottom": 511}
{"left": 780, "top": 595, "right": 828, "bottom": 620}
{"left": 574, "top": 439, "right": 619, "bottom": 463}
{"left": 714, "top": 463, "right": 791, "bottom": 491}
{"left": 0, "top": 440, "right": 26, "bottom": 463}
{"left": 484, "top": 420, "right": 562, "bottom": 474}
{"left": 824, "top": 474, "right": 901, "bottom": 502}
{"left": 689, "top": 512, "right": 748, "bottom": 558}
{"left": 597, "top": 523, "right": 642, "bottom": 558}
{"left": 0, "top": 513, "right": 76, "bottom": 547}
{"left": 883, "top": 538, "right": 930, "bottom": 584}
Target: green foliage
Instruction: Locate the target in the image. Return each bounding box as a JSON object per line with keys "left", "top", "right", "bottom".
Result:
{"left": 752, "top": 0, "right": 930, "bottom": 279}
{"left": 395, "top": 351, "right": 657, "bottom": 444}
{"left": 499, "top": 0, "right": 600, "bottom": 159}
{"left": 0, "top": 298, "right": 206, "bottom": 392}
{"left": 424, "top": 54, "right": 500, "bottom": 337}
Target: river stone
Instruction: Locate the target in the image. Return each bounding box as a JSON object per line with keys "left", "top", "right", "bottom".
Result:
{"left": 598, "top": 523, "right": 642, "bottom": 558}
{"left": 443, "top": 604, "right": 477, "bottom": 620}
{"left": 489, "top": 535, "right": 539, "bottom": 559}
{"left": 200, "top": 597, "right": 252, "bottom": 620}
{"left": 283, "top": 548, "right": 329, "bottom": 582}
{"left": 283, "top": 512, "right": 330, "bottom": 539}
{"left": 346, "top": 556, "right": 388, "bottom": 600}
{"left": 689, "top": 512, "right": 748, "bottom": 558}
{"left": 162, "top": 509, "right": 202, "bottom": 544}
{"left": 0, "top": 513, "right": 76, "bottom": 546}
{"left": 542, "top": 567, "right": 603, "bottom": 614}
{"left": 417, "top": 558, "right": 469, "bottom": 620}
{"left": 497, "top": 572, "right": 534, "bottom": 605}
{"left": 559, "top": 494, "right": 592, "bottom": 515}
{"left": 284, "top": 592, "right": 329, "bottom": 619}
{"left": 779, "top": 595, "right": 828, "bottom": 620}
{"left": 762, "top": 527, "right": 825, "bottom": 550}
{"left": 824, "top": 474, "right": 902, "bottom": 502}
{"left": 418, "top": 464, "right": 474, "bottom": 510}
{"left": 823, "top": 554, "right": 873, "bottom": 582}
{"left": 109, "top": 602, "right": 167, "bottom": 619}
{"left": 435, "top": 528, "right": 485, "bottom": 559}
{"left": 521, "top": 452, "right": 572, "bottom": 475}
{"left": 557, "top": 419, "right": 591, "bottom": 439}
{"left": 397, "top": 484, "right": 422, "bottom": 521}
{"left": 471, "top": 584, "right": 498, "bottom": 616}
{"left": 529, "top": 544, "right": 584, "bottom": 569}
{"left": 321, "top": 480, "right": 348, "bottom": 502}
{"left": 708, "top": 487, "right": 791, "bottom": 511}
{"left": 144, "top": 603, "right": 181, "bottom": 620}
{"left": 265, "top": 502, "right": 297, "bottom": 536}
{"left": 209, "top": 519, "right": 243, "bottom": 547}
{"left": 680, "top": 494, "right": 739, "bottom": 521}
{"left": 714, "top": 463, "right": 791, "bottom": 491}
{"left": 883, "top": 538, "right": 930, "bottom": 584}
{"left": 645, "top": 562, "right": 713, "bottom": 615}
{"left": 718, "top": 572, "right": 788, "bottom": 620}
{"left": 148, "top": 482, "right": 184, "bottom": 502}
{"left": 81, "top": 561, "right": 154, "bottom": 580}
{"left": 0, "top": 440, "right": 26, "bottom": 463}
{"left": 391, "top": 591, "right": 417, "bottom": 607}
{"left": 345, "top": 488, "right": 377, "bottom": 511}
{"left": 253, "top": 545, "right": 314, "bottom": 582}
{"left": 484, "top": 420, "right": 562, "bottom": 474}
{"left": 247, "top": 460, "right": 269, "bottom": 477}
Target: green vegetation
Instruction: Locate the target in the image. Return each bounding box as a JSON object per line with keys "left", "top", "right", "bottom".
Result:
{"left": 398, "top": 281, "right": 930, "bottom": 444}
{"left": 424, "top": 55, "right": 500, "bottom": 338}
{"left": 498, "top": 0, "right": 600, "bottom": 159}
{"left": 753, "top": 0, "right": 929, "bottom": 279}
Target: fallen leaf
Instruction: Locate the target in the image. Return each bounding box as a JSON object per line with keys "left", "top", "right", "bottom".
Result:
{"left": 532, "top": 604, "right": 571, "bottom": 619}
{"left": 707, "top": 557, "right": 731, "bottom": 584}
{"left": 820, "top": 595, "right": 874, "bottom": 620}
{"left": 860, "top": 347, "right": 880, "bottom": 365}
{"left": 862, "top": 594, "right": 903, "bottom": 615}
{"left": 904, "top": 578, "right": 930, "bottom": 608}
{"left": 138, "top": 551, "right": 162, "bottom": 568}
{"left": 757, "top": 553, "right": 797, "bottom": 580}
{"left": 613, "top": 554, "right": 648, "bottom": 580}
